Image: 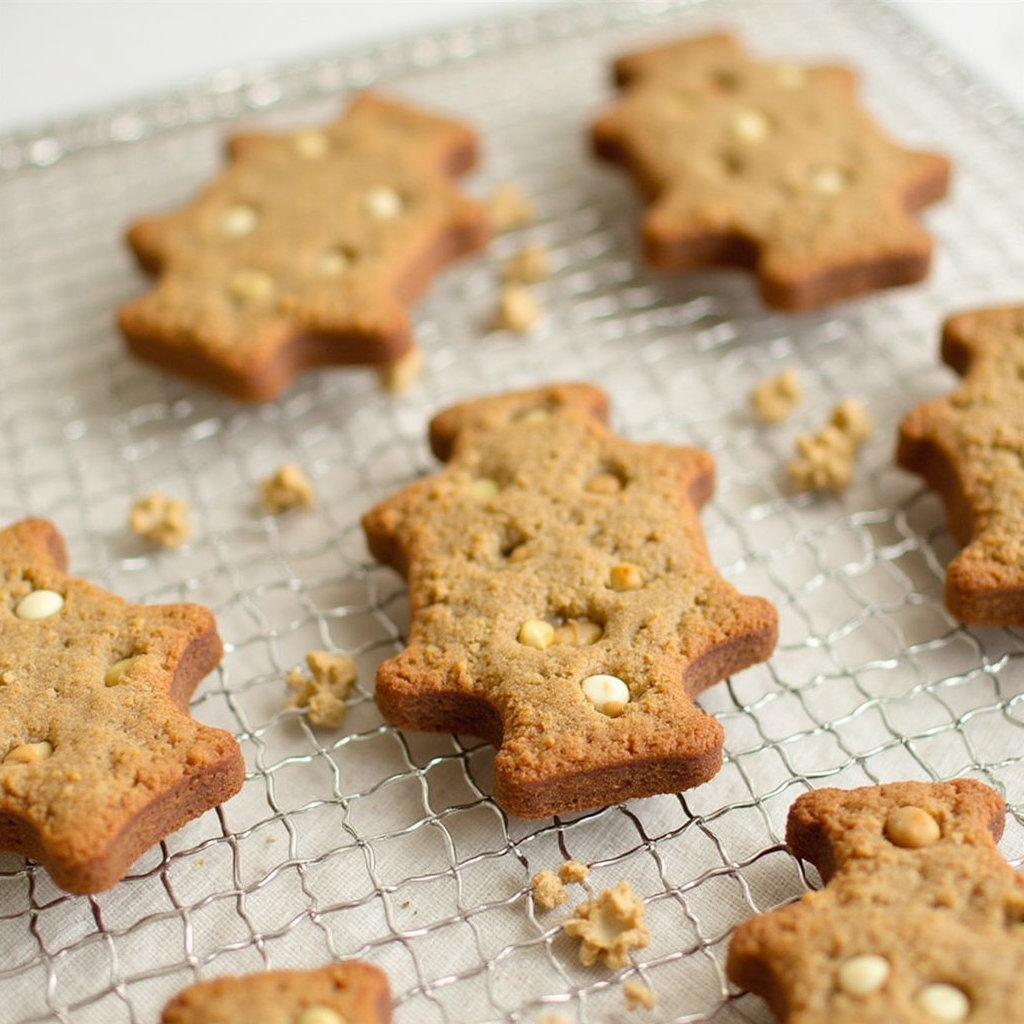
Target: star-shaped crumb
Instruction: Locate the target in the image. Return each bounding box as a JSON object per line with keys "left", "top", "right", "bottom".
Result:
{"left": 727, "top": 779, "right": 1024, "bottom": 1024}
{"left": 362, "top": 384, "right": 777, "bottom": 818}
{"left": 898, "top": 305, "right": 1024, "bottom": 625}
{"left": 592, "top": 33, "right": 950, "bottom": 311}
{"left": 0, "top": 518, "right": 243, "bottom": 893}
{"left": 119, "top": 92, "right": 489, "bottom": 401}
{"left": 161, "top": 962, "right": 391, "bottom": 1024}
{"left": 563, "top": 881, "right": 650, "bottom": 969}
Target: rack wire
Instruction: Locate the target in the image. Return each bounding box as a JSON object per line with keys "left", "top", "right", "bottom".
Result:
{"left": 1, "top": 2, "right": 1022, "bottom": 1022}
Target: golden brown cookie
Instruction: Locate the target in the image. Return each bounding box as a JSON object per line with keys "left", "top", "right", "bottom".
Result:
{"left": 591, "top": 33, "right": 951, "bottom": 311}
{"left": 897, "top": 305, "right": 1024, "bottom": 625}
{"left": 361, "top": 384, "right": 778, "bottom": 818}
{"left": 119, "top": 92, "right": 489, "bottom": 401}
{"left": 0, "top": 518, "right": 243, "bottom": 894}
{"left": 727, "top": 779, "right": 1024, "bottom": 1024}
{"left": 160, "top": 962, "right": 391, "bottom": 1024}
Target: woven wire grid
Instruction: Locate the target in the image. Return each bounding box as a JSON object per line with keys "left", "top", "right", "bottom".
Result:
{"left": 1, "top": 1, "right": 1023, "bottom": 1022}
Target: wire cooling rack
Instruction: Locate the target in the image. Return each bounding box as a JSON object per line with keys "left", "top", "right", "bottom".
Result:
{"left": 1, "top": 2, "right": 1022, "bottom": 1022}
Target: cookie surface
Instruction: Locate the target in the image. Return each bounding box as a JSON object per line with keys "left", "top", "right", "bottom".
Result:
{"left": 727, "top": 779, "right": 1024, "bottom": 1024}
{"left": 592, "top": 33, "right": 950, "bottom": 311}
{"left": 161, "top": 962, "right": 391, "bottom": 1024}
{"left": 362, "top": 384, "right": 777, "bottom": 818}
{"left": 119, "top": 92, "right": 488, "bottom": 401}
{"left": 0, "top": 518, "right": 243, "bottom": 893}
{"left": 897, "top": 305, "right": 1024, "bottom": 625}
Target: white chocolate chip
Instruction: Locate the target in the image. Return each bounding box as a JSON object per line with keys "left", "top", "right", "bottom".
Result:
{"left": 518, "top": 619, "right": 555, "bottom": 650}
{"left": 916, "top": 983, "right": 970, "bottom": 1022}
{"left": 775, "top": 62, "right": 807, "bottom": 89}
{"left": 609, "top": 563, "right": 644, "bottom": 592}
{"left": 837, "top": 954, "right": 890, "bottom": 996}
{"left": 885, "top": 806, "right": 941, "bottom": 848}
{"left": 14, "top": 589, "right": 64, "bottom": 620}
{"left": 297, "top": 1008, "right": 346, "bottom": 1024}
{"left": 468, "top": 477, "right": 500, "bottom": 500}
{"left": 105, "top": 657, "right": 138, "bottom": 687}
{"left": 729, "top": 108, "right": 770, "bottom": 142}
{"left": 809, "top": 166, "right": 850, "bottom": 195}
{"left": 220, "top": 204, "right": 258, "bottom": 238}
{"left": 518, "top": 408, "right": 550, "bottom": 424}
{"left": 364, "top": 186, "right": 403, "bottom": 220}
{"left": 228, "top": 268, "right": 275, "bottom": 303}
{"left": 317, "top": 248, "right": 352, "bottom": 276}
{"left": 581, "top": 674, "right": 630, "bottom": 716}
{"left": 377, "top": 347, "right": 423, "bottom": 394}
{"left": 3, "top": 741, "right": 53, "bottom": 765}
{"left": 553, "top": 619, "right": 603, "bottom": 646}
{"left": 293, "top": 131, "right": 330, "bottom": 158}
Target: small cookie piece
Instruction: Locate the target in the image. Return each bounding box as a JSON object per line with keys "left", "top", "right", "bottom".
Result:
{"left": 260, "top": 464, "right": 315, "bottom": 514}
{"left": 488, "top": 182, "right": 534, "bottom": 232}
{"left": 129, "top": 492, "right": 190, "bottom": 547}
{"left": 623, "top": 979, "right": 655, "bottom": 1011}
{"left": 287, "top": 650, "right": 358, "bottom": 728}
{"left": 362, "top": 384, "right": 777, "bottom": 818}
{"left": 559, "top": 860, "right": 589, "bottom": 884}
{"left": 592, "top": 33, "right": 950, "bottom": 311}
{"left": 503, "top": 244, "right": 550, "bottom": 283}
{"left": 727, "top": 779, "right": 1024, "bottom": 1024}
{"left": 750, "top": 368, "right": 801, "bottom": 424}
{"left": 119, "top": 93, "right": 489, "bottom": 401}
{"left": 495, "top": 282, "right": 542, "bottom": 333}
{"left": 160, "top": 962, "right": 391, "bottom": 1024}
{"left": 563, "top": 881, "right": 650, "bottom": 969}
{"left": 0, "top": 518, "right": 243, "bottom": 893}
{"left": 532, "top": 869, "right": 569, "bottom": 912}
{"left": 788, "top": 399, "right": 872, "bottom": 493}
{"left": 897, "top": 305, "right": 1024, "bottom": 625}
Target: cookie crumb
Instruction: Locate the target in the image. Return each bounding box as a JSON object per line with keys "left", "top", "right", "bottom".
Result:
{"left": 378, "top": 346, "right": 424, "bottom": 393}
{"left": 537, "top": 1016, "right": 572, "bottom": 1024}
{"left": 563, "top": 881, "right": 649, "bottom": 968}
{"left": 495, "top": 282, "right": 541, "bottom": 333}
{"left": 488, "top": 182, "right": 534, "bottom": 232}
{"left": 503, "top": 244, "right": 549, "bottom": 282}
{"left": 260, "top": 464, "right": 315, "bottom": 514}
{"left": 532, "top": 869, "right": 568, "bottom": 912}
{"left": 623, "top": 980, "right": 655, "bottom": 1011}
{"left": 128, "top": 492, "right": 190, "bottom": 547}
{"left": 750, "top": 367, "right": 801, "bottom": 423}
{"left": 558, "top": 860, "right": 589, "bottom": 884}
{"left": 788, "top": 398, "right": 871, "bottom": 493}
{"left": 287, "top": 651, "right": 358, "bottom": 728}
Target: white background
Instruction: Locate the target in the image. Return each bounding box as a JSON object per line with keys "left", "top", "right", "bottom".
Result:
{"left": 0, "top": 1, "right": 1022, "bottom": 133}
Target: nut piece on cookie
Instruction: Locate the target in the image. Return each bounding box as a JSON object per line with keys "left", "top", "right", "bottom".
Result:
{"left": 563, "top": 881, "right": 650, "bottom": 969}
{"left": 361, "top": 384, "right": 777, "bottom": 818}
{"left": 160, "top": 962, "right": 391, "bottom": 1024}
{"left": 592, "top": 33, "right": 950, "bottom": 310}
{"left": 119, "top": 93, "right": 489, "bottom": 401}
{"left": 129, "top": 492, "right": 190, "bottom": 547}
{"left": 287, "top": 650, "right": 358, "bottom": 728}
{"left": 727, "top": 779, "right": 1024, "bottom": 1024}
{"left": 260, "top": 463, "right": 315, "bottom": 514}
{"left": 897, "top": 305, "right": 1024, "bottom": 625}
{"left": 0, "top": 518, "right": 242, "bottom": 894}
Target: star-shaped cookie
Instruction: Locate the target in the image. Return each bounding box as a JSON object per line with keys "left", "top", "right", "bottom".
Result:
{"left": 161, "top": 963, "right": 391, "bottom": 1024}
{"left": 362, "top": 384, "right": 778, "bottom": 818}
{"left": 898, "top": 305, "right": 1024, "bottom": 625}
{"left": 119, "top": 92, "right": 489, "bottom": 400}
{"left": 0, "top": 519, "right": 244, "bottom": 893}
{"left": 592, "top": 33, "right": 951, "bottom": 311}
{"left": 727, "top": 779, "right": 1024, "bottom": 1024}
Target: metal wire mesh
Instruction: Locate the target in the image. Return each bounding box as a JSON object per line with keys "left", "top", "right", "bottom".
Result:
{"left": 1, "top": 2, "right": 1022, "bottom": 1022}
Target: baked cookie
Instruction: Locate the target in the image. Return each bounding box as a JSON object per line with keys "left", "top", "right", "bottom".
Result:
{"left": 897, "top": 305, "right": 1024, "bottom": 625}
{"left": 592, "top": 33, "right": 951, "bottom": 311}
{"left": 161, "top": 962, "right": 391, "bottom": 1024}
{"left": 119, "top": 92, "right": 489, "bottom": 401}
{"left": 0, "top": 518, "right": 243, "bottom": 894}
{"left": 727, "top": 779, "right": 1024, "bottom": 1024}
{"left": 362, "top": 384, "right": 778, "bottom": 818}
